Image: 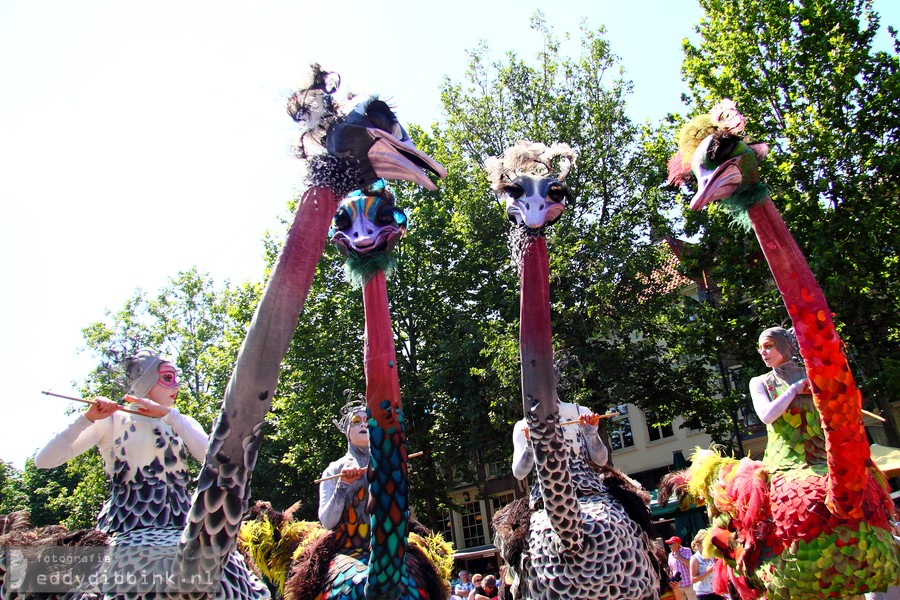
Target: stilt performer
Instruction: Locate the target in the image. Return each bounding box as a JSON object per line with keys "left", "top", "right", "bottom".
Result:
{"left": 487, "top": 141, "right": 664, "bottom": 600}
{"left": 660, "top": 99, "right": 900, "bottom": 599}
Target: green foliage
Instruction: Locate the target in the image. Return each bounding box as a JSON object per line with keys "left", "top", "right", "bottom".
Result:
{"left": 435, "top": 14, "right": 733, "bottom": 457}
{"left": 677, "top": 0, "right": 900, "bottom": 442}
{"left": 0, "top": 460, "right": 28, "bottom": 515}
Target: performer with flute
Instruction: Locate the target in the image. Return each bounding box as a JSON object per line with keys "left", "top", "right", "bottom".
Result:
{"left": 35, "top": 349, "right": 208, "bottom": 534}
{"left": 317, "top": 395, "right": 371, "bottom": 555}
{"left": 511, "top": 355, "right": 615, "bottom": 504}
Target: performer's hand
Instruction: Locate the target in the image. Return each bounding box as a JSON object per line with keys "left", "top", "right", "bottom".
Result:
{"left": 795, "top": 378, "right": 811, "bottom": 395}
{"left": 125, "top": 395, "right": 171, "bottom": 418}
{"left": 340, "top": 466, "right": 366, "bottom": 484}
{"left": 580, "top": 413, "right": 601, "bottom": 428}
{"left": 85, "top": 397, "right": 120, "bottom": 422}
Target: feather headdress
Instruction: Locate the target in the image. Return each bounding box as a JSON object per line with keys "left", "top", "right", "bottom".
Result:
{"left": 485, "top": 141, "right": 575, "bottom": 191}
{"left": 666, "top": 99, "right": 748, "bottom": 186}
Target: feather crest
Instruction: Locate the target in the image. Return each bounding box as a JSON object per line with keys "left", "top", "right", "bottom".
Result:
{"left": 485, "top": 140, "right": 576, "bottom": 190}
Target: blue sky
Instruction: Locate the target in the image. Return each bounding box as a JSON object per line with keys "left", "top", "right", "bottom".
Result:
{"left": 1, "top": 0, "right": 897, "bottom": 469}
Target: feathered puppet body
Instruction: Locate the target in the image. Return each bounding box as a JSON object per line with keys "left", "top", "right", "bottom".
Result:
{"left": 660, "top": 100, "right": 900, "bottom": 599}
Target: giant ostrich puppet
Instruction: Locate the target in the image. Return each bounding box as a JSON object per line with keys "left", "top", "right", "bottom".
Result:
{"left": 241, "top": 182, "right": 454, "bottom": 600}
{"left": 486, "top": 141, "right": 665, "bottom": 600}
{"left": 660, "top": 99, "right": 900, "bottom": 599}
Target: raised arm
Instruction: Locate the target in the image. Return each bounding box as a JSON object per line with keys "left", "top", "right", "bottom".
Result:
{"left": 749, "top": 375, "right": 810, "bottom": 425}
{"left": 511, "top": 419, "right": 533, "bottom": 480}
{"left": 34, "top": 412, "right": 111, "bottom": 469}
{"left": 577, "top": 406, "right": 609, "bottom": 467}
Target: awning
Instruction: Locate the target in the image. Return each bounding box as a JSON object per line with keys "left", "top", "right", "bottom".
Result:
{"left": 871, "top": 444, "right": 900, "bottom": 478}
{"left": 453, "top": 544, "right": 499, "bottom": 560}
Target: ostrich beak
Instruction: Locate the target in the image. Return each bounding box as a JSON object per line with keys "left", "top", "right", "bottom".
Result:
{"left": 688, "top": 135, "right": 744, "bottom": 211}
{"left": 366, "top": 129, "right": 448, "bottom": 191}
{"left": 689, "top": 157, "right": 744, "bottom": 211}
{"left": 507, "top": 199, "right": 565, "bottom": 229}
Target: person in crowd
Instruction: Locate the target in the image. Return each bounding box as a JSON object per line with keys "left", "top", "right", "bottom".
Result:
{"left": 666, "top": 536, "right": 697, "bottom": 600}
{"left": 469, "top": 574, "right": 499, "bottom": 600}
{"left": 690, "top": 530, "right": 724, "bottom": 600}
{"left": 452, "top": 570, "right": 475, "bottom": 600}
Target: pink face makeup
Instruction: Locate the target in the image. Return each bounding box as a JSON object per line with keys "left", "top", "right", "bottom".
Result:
{"left": 156, "top": 364, "right": 179, "bottom": 389}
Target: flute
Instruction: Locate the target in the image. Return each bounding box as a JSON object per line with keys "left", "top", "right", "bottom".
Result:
{"left": 862, "top": 409, "right": 886, "bottom": 423}
{"left": 41, "top": 390, "right": 146, "bottom": 417}
{"left": 524, "top": 412, "right": 620, "bottom": 431}
{"left": 314, "top": 451, "right": 424, "bottom": 484}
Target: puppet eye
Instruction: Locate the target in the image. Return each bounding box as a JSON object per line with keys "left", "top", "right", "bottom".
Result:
{"left": 374, "top": 203, "right": 397, "bottom": 226}
{"left": 366, "top": 100, "right": 399, "bottom": 134}
{"left": 503, "top": 185, "right": 524, "bottom": 200}
{"left": 547, "top": 185, "right": 568, "bottom": 203}
{"left": 333, "top": 208, "right": 352, "bottom": 231}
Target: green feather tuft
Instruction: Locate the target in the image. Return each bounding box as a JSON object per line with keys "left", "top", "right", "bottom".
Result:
{"left": 719, "top": 183, "right": 769, "bottom": 231}
{"left": 678, "top": 115, "right": 718, "bottom": 158}
{"left": 344, "top": 254, "right": 398, "bottom": 288}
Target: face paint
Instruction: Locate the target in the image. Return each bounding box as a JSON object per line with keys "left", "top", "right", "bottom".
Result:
{"left": 156, "top": 364, "right": 179, "bottom": 389}
{"left": 347, "top": 410, "right": 369, "bottom": 447}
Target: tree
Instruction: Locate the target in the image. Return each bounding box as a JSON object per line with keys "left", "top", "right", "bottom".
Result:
{"left": 676, "top": 0, "right": 900, "bottom": 443}
{"left": 0, "top": 460, "right": 28, "bottom": 515}
{"left": 379, "top": 12, "right": 742, "bottom": 505}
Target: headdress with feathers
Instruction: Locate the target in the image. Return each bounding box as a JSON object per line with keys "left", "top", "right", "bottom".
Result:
{"left": 485, "top": 141, "right": 575, "bottom": 191}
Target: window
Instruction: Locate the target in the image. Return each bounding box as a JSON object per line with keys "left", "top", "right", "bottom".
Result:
{"left": 607, "top": 404, "right": 634, "bottom": 451}
{"left": 436, "top": 509, "right": 453, "bottom": 542}
{"left": 460, "top": 501, "right": 485, "bottom": 548}
{"left": 645, "top": 410, "right": 674, "bottom": 442}
{"left": 490, "top": 492, "right": 515, "bottom": 514}
{"left": 485, "top": 461, "right": 501, "bottom": 480}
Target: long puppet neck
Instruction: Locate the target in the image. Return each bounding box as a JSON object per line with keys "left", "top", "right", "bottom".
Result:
{"left": 519, "top": 236, "right": 583, "bottom": 552}
{"left": 749, "top": 199, "right": 867, "bottom": 518}
{"left": 361, "top": 269, "right": 411, "bottom": 597}
{"left": 180, "top": 186, "right": 340, "bottom": 576}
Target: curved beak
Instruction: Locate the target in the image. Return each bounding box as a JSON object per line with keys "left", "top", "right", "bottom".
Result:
{"left": 689, "top": 158, "right": 744, "bottom": 211}
{"left": 689, "top": 135, "right": 744, "bottom": 211}
{"left": 366, "top": 128, "right": 447, "bottom": 191}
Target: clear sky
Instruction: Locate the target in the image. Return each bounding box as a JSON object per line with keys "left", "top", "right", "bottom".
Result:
{"left": 1, "top": 0, "right": 897, "bottom": 469}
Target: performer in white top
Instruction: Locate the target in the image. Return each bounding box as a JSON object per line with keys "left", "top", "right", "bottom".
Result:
{"left": 35, "top": 349, "right": 208, "bottom": 533}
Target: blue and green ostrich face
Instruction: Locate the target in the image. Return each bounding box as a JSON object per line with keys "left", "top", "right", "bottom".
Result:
{"left": 329, "top": 182, "right": 408, "bottom": 259}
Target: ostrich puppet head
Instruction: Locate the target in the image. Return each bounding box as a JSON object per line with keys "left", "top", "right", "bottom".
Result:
{"left": 485, "top": 140, "right": 575, "bottom": 231}
{"left": 287, "top": 64, "right": 447, "bottom": 197}
{"left": 667, "top": 99, "right": 770, "bottom": 228}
